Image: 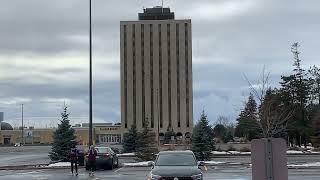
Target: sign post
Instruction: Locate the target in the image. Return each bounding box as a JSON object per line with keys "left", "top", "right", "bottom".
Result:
{"left": 251, "top": 138, "right": 288, "bottom": 180}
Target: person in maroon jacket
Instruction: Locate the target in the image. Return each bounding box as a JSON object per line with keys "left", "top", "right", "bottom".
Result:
{"left": 87, "top": 145, "right": 97, "bottom": 176}
{"left": 69, "top": 145, "right": 79, "bottom": 176}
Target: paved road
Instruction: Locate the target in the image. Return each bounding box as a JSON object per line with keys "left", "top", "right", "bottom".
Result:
{"left": 1, "top": 146, "right": 320, "bottom": 167}
{"left": 0, "top": 145, "right": 319, "bottom": 179}
{"left": 0, "top": 166, "right": 319, "bottom": 180}
{"left": 0, "top": 146, "right": 51, "bottom": 166}
{"left": 0, "top": 146, "right": 320, "bottom": 166}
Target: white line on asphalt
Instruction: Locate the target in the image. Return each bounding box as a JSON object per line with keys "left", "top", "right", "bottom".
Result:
{"left": 114, "top": 167, "right": 123, "bottom": 173}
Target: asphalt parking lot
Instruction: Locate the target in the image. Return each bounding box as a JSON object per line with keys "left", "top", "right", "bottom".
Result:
{"left": 1, "top": 166, "right": 320, "bottom": 180}
{"left": 1, "top": 146, "right": 320, "bottom": 179}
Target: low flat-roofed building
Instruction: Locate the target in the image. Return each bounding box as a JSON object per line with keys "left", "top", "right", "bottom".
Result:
{"left": 0, "top": 123, "right": 121, "bottom": 146}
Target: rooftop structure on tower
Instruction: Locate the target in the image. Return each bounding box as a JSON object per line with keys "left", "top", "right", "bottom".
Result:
{"left": 138, "top": 6, "right": 175, "bottom": 20}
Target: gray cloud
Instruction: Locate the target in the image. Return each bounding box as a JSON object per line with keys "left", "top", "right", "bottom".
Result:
{"left": 1, "top": 0, "right": 320, "bottom": 127}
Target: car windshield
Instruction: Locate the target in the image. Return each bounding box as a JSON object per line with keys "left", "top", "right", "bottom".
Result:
{"left": 95, "top": 147, "right": 110, "bottom": 154}
{"left": 155, "top": 153, "right": 197, "bottom": 166}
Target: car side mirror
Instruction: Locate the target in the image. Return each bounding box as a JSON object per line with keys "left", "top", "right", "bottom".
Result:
{"left": 151, "top": 162, "right": 155, "bottom": 169}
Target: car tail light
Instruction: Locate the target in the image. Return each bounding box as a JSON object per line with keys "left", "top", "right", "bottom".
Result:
{"left": 104, "top": 153, "right": 110, "bottom": 158}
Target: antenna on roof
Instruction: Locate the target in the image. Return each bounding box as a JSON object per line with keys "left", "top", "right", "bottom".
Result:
{"left": 161, "top": 0, "right": 164, "bottom": 13}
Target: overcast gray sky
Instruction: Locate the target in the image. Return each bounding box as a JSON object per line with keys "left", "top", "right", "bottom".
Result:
{"left": 0, "top": 0, "right": 319, "bottom": 128}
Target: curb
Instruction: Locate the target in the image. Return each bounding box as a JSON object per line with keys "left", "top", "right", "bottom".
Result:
{"left": 0, "top": 164, "right": 78, "bottom": 171}
{"left": 211, "top": 153, "right": 320, "bottom": 157}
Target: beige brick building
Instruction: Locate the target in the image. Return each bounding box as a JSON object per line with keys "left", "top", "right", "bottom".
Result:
{"left": 120, "top": 7, "right": 193, "bottom": 142}
{"left": 0, "top": 123, "right": 121, "bottom": 146}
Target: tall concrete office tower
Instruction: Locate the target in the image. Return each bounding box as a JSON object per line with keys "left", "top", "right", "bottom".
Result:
{"left": 120, "top": 7, "right": 193, "bottom": 142}
{"left": 0, "top": 112, "right": 3, "bottom": 122}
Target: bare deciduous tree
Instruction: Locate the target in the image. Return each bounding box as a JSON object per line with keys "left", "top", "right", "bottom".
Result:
{"left": 244, "top": 66, "right": 293, "bottom": 138}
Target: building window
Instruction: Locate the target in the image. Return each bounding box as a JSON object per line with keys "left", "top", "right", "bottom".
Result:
{"left": 185, "top": 23, "right": 190, "bottom": 128}
{"left": 167, "top": 23, "right": 171, "bottom": 128}
{"left": 141, "top": 24, "right": 145, "bottom": 128}
{"left": 150, "top": 24, "right": 154, "bottom": 128}
{"left": 133, "top": 24, "right": 136, "bottom": 126}
{"left": 98, "top": 134, "right": 121, "bottom": 144}
{"left": 158, "top": 24, "right": 163, "bottom": 128}
{"left": 176, "top": 23, "right": 180, "bottom": 128}
{"left": 124, "top": 25, "right": 128, "bottom": 128}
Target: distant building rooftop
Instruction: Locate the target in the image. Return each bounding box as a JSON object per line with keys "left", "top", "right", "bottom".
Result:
{"left": 139, "top": 6, "right": 175, "bottom": 20}
{"left": 0, "top": 122, "right": 13, "bottom": 130}
{"left": 81, "top": 123, "right": 113, "bottom": 127}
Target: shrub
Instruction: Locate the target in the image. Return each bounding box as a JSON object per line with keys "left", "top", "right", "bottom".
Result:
{"left": 313, "top": 147, "right": 320, "bottom": 152}
{"left": 239, "top": 147, "right": 251, "bottom": 152}
{"left": 216, "top": 146, "right": 222, "bottom": 152}
{"left": 227, "top": 145, "right": 236, "bottom": 151}
{"left": 288, "top": 146, "right": 301, "bottom": 151}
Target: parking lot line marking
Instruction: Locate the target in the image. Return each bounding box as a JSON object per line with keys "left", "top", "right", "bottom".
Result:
{"left": 114, "top": 167, "right": 123, "bottom": 173}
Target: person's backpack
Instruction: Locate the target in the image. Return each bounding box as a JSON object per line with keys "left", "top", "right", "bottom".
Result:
{"left": 88, "top": 149, "right": 96, "bottom": 161}
{"left": 70, "top": 148, "right": 78, "bottom": 161}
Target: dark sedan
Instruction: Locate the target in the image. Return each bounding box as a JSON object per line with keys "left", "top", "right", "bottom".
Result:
{"left": 85, "top": 146, "right": 119, "bottom": 170}
{"left": 148, "top": 151, "right": 203, "bottom": 180}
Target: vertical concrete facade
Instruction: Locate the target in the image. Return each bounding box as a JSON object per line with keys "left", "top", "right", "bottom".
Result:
{"left": 120, "top": 18, "right": 193, "bottom": 141}
{"left": 0, "top": 112, "right": 3, "bottom": 122}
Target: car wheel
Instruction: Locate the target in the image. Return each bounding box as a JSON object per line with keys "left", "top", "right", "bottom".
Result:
{"left": 109, "top": 159, "right": 114, "bottom": 170}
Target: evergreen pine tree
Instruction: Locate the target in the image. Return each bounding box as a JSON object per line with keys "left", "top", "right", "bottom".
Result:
{"left": 213, "top": 124, "right": 227, "bottom": 139}
{"left": 280, "top": 43, "right": 312, "bottom": 146}
{"left": 49, "top": 106, "right": 76, "bottom": 162}
{"left": 235, "top": 93, "right": 261, "bottom": 140}
{"left": 308, "top": 65, "right": 320, "bottom": 105}
{"left": 192, "top": 111, "right": 214, "bottom": 161}
{"left": 310, "top": 107, "right": 320, "bottom": 147}
{"left": 123, "top": 124, "right": 138, "bottom": 153}
{"left": 136, "top": 119, "right": 158, "bottom": 161}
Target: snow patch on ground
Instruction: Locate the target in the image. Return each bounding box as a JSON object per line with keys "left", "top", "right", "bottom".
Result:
{"left": 211, "top": 150, "right": 320, "bottom": 155}
{"left": 288, "top": 162, "right": 320, "bottom": 167}
{"left": 47, "top": 162, "right": 70, "bottom": 167}
{"left": 212, "top": 151, "right": 229, "bottom": 155}
{"left": 204, "top": 161, "right": 226, "bottom": 165}
{"left": 123, "top": 161, "right": 154, "bottom": 167}
{"left": 228, "top": 151, "right": 241, "bottom": 155}
{"left": 287, "top": 150, "right": 304, "bottom": 154}
{"left": 212, "top": 151, "right": 251, "bottom": 155}
{"left": 117, "top": 153, "right": 135, "bottom": 157}
{"left": 240, "top": 152, "right": 251, "bottom": 155}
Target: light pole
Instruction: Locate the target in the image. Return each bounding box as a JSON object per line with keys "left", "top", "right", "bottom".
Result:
{"left": 88, "top": 0, "right": 93, "bottom": 146}
{"left": 21, "top": 104, "right": 24, "bottom": 145}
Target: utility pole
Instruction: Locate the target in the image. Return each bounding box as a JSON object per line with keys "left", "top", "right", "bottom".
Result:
{"left": 88, "top": 0, "right": 93, "bottom": 146}
{"left": 21, "top": 104, "right": 24, "bottom": 145}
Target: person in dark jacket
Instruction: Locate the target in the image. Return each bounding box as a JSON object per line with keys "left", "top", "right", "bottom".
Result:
{"left": 87, "top": 145, "right": 97, "bottom": 176}
{"left": 69, "top": 145, "right": 79, "bottom": 176}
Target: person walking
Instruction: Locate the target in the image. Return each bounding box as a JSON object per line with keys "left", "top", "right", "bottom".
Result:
{"left": 69, "top": 145, "right": 79, "bottom": 176}
{"left": 87, "top": 145, "right": 97, "bottom": 176}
